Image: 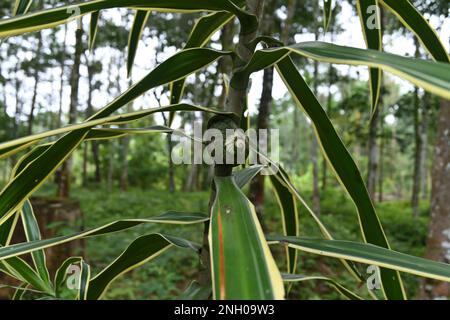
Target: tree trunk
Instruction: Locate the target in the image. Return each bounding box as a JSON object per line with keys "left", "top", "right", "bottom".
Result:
{"left": 249, "top": 0, "right": 280, "bottom": 226}
{"left": 0, "top": 62, "right": 6, "bottom": 112}
{"left": 120, "top": 135, "right": 129, "bottom": 192}
{"left": 58, "top": 24, "right": 67, "bottom": 129}
{"left": 199, "top": 88, "right": 217, "bottom": 191}
{"left": 279, "top": 1, "right": 300, "bottom": 171}
{"left": 281, "top": 0, "right": 296, "bottom": 43}
{"left": 378, "top": 110, "right": 385, "bottom": 203}
{"left": 12, "top": 64, "right": 21, "bottom": 141}
{"left": 119, "top": 108, "right": 130, "bottom": 192}
{"left": 249, "top": 65, "right": 273, "bottom": 223}
{"left": 411, "top": 86, "right": 422, "bottom": 217}
{"left": 311, "top": 132, "right": 320, "bottom": 214}
{"left": 311, "top": 19, "right": 321, "bottom": 214}
{"left": 119, "top": 80, "right": 132, "bottom": 192}
{"left": 321, "top": 67, "right": 333, "bottom": 192}
{"left": 217, "top": 22, "right": 235, "bottom": 108}
{"left": 420, "top": 98, "right": 450, "bottom": 299}
{"left": 92, "top": 142, "right": 101, "bottom": 183}
{"left": 411, "top": 37, "right": 422, "bottom": 218}
{"left": 366, "top": 8, "right": 387, "bottom": 202}
{"left": 10, "top": 64, "right": 22, "bottom": 167}
{"left": 185, "top": 163, "right": 200, "bottom": 192}
{"left": 166, "top": 135, "right": 175, "bottom": 193}
{"left": 82, "top": 59, "right": 94, "bottom": 188}
{"left": 391, "top": 124, "right": 403, "bottom": 199}
{"left": 107, "top": 141, "right": 114, "bottom": 193}
{"left": 58, "top": 25, "right": 83, "bottom": 198}
{"left": 159, "top": 97, "right": 175, "bottom": 194}
{"left": 82, "top": 143, "right": 88, "bottom": 187}
{"left": 86, "top": 58, "right": 102, "bottom": 184}
{"left": 420, "top": 93, "right": 430, "bottom": 200}
{"left": 321, "top": 28, "right": 335, "bottom": 192}
{"left": 184, "top": 111, "right": 200, "bottom": 192}
{"left": 367, "top": 100, "right": 379, "bottom": 201}
{"left": 112, "top": 61, "right": 129, "bottom": 192}
{"left": 27, "top": 32, "right": 43, "bottom": 135}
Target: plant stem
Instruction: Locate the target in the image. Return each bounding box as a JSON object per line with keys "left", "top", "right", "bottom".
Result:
{"left": 227, "top": 0, "right": 264, "bottom": 118}
{"left": 197, "top": 0, "right": 265, "bottom": 293}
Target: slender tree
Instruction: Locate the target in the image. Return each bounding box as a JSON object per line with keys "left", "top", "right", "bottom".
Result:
{"left": 58, "top": 21, "right": 83, "bottom": 197}
{"left": 310, "top": 0, "right": 321, "bottom": 214}
{"left": 411, "top": 36, "right": 423, "bottom": 218}
{"left": 420, "top": 97, "right": 450, "bottom": 299}
{"left": 57, "top": 24, "right": 67, "bottom": 128}
{"left": 419, "top": 92, "right": 430, "bottom": 200}
{"left": 27, "top": 30, "right": 43, "bottom": 135}
{"left": 249, "top": 0, "right": 277, "bottom": 222}
{"left": 378, "top": 108, "right": 385, "bottom": 202}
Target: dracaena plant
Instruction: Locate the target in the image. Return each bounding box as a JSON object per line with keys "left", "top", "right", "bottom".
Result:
{"left": 0, "top": 0, "right": 449, "bottom": 300}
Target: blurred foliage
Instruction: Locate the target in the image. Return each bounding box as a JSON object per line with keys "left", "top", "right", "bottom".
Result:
{"left": 30, "top": 183, "right": 430, "bottom": 300}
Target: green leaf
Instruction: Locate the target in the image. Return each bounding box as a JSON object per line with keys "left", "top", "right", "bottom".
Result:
{"left": 185, "top": 13, "right": 235, "bottom": 49}
{"left": 282, "top": 274, "right": 363, "bottom": 300}
{"left": 0, "top": 141, "right": 36, "bottom": 160}
{"left": 127, "top": 10, "right": 150, "bottom": 77}
{"left": 0, "top": 104, "right": 232, "bottom": 160}
{"left": 54, "top": 257, "right": 82, "bottom": 297}
{"left": 260, "top": 158, "right": 365, "bottom": 287}
{"left": 323, "top": 0, "right": 333, "bottom": 32}
{"left": 209, "top": 176, "right": 284, "bottom": 300}
{"left": 236, "top": 38, "right": 450, "bottom": 101}
{"left": 87, "top": 234, "right": 199, "bottom": 300}
{"left": 0, "top": 261, "right": 16, "bottom": 277}
{"left": 11, "top": 144, "right": 50, "bottom": 178}
{"left": 53, "top": 257, "right": 89, "bottom": 300}
{"left": 271, "top": 236, "right": 450, "bottom": 284}
{"left": 85, "top": 126, "right": 173, "bottom": 141}
{"left": 379, "top": 0, "right": 450, "bottom": 63}
{"left": 239, "top": 42, "right": 449, "bottom": 103}
{"left": 267, "top": 165, "right": 379, "bottom": 298}
{"left": 0, "top": 213, "right": 19, "bottom": 246}
{"left": 269, "top": 170, "right": 299, "bottom": 274}
{"left": 232, "top": 47, "right": 290, "bottom": 89}
{"left": 233, "top": 165, "right": 264, "bottom": 189}
{"left": 356, "top": 0, "right": 382, "bottom": 115}
{"left": 276, "top": 56, "right": 405, "bottom": 300}
{"left": 7, "top": 126, "right": 173, "bottom": 163}
{"left": 88, "top": 11, "right": 100, "bottom": 51}
{"left": 20, "top": 200, "right": 51, "bottom": 286}
{"left": 2, "top": 256, "right": 53, "bottom": 294}
{"left": 0, "top": 211, "right": 208, "bottom": 261}
{"left": 13, "top": 0, "right": 33, "bottom": 16}
{"left": 288, "top": 41, "right": 450, "bottom": 100}
{"left": 78, "top": 260, "right": 91, "bottom": 300}
{"left": 0, "top": 129, "right": 88, "bottom": 226}
{"left": 0, "top": 0, "right": 253, "bottom": 38}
